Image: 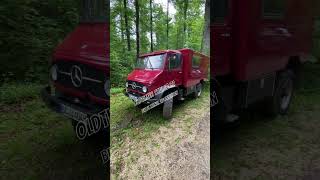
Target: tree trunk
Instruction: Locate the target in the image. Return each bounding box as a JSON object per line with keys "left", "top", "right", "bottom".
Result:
{"left": 120, "top": 3, "right": 125, "bottom": 52}
{"left": 135, "top": 0, "right": 140, "bottom": 58}
{"left": 123, "top": 0, "right": 131, "bottom": 51}
{"left": 183, "top": 0, "right": 188, "bottom": 47}
{"left": 201, "top": 0, "right": 210, "bottom": 55}
{"left": 150, "top": 0, "right": 153, "bottom": 52}
{"left": 167, "top": 0, "right": 169, "bottom": 49}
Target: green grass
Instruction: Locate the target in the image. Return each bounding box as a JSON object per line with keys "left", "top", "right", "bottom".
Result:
{"left": 0, "top": 83, "right": 42, "bottom": 104}
{"left": 0, "top": 83, "right": 107, "bottom": 179}
{"left": 110, "top": 84, "right": 209, "bottom": 179}
{"left": 213, "top": 62, "right": 320, "bottom": 179}
{"left": 110, "top": 85, "right": 209, "bottom": 138}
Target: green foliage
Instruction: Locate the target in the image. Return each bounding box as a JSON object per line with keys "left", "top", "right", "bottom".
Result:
{"left": 111, "top": 0, "right": 206, "bottom": 87}
{"left": 0, "top": 0, "right": 80, "bottom": 83}
{"left": 0, "top": 82, "right": 41, "bottom": 104}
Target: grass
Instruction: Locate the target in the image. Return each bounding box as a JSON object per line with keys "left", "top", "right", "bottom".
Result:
{"left": 110, "top": 84, "right": 209, "bottom": 142}
{"left": 213, "top": 62, "right": 320, "bottom": 179}
{"left": 0, "top": 83, "right": 107, "bottom": 179}
{"left": 110, "top": 83, "right": 210, "bottom": 178}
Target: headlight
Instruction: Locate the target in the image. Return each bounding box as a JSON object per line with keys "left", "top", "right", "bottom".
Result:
{"left": 50, "top": 65, "right": 58, "bottom": 81}
{"left": 142, "top": 86, "right": 148, "bottom": 93}
{"left": 104, "top": 80, "right": 110, "bottom": 96}
{"left": 126, "top": 82, "right": 129, "bottom": 88}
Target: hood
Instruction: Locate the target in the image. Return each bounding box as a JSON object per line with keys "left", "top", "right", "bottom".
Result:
{"left": 127, "top": 69, "right": 163, "bottom": 85}
{"left": 54, "top": 23, "right": 109, "bottom": 64}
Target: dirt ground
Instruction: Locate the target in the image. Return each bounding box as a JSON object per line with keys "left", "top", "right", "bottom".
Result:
{"left": 111, "top": 98, "right": 210, "bottom": 179}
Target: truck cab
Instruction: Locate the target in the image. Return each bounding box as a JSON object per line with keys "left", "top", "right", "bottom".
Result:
{"left": 125, "top": 48, "right": 209, "bottom": 118}
{"left": 211, "top": 0, "right": 313, "bottom": 125}
{"left": 42, "top": 0, "right": 109, "bottom": 140}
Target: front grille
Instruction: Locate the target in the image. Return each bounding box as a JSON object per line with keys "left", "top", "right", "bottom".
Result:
{"left": 126, "top": 80, "right": 145, "bottom": 93}
{"left": 55, "top": 60, "right": 108, "bottom": 99}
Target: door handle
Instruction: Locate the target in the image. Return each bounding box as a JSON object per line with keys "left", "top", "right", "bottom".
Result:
{"left": 221, "top": 33, "right": 230, "bottom": 37}
{"left": 178, "top": 72, "right": 182, "bottom": 74}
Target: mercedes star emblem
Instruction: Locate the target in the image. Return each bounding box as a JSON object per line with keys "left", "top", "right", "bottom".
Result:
{"left": 132, "top": 82, "right": 136, "bottom": 89}
{"left": 71, "top": 65, "right": 83, "bottom": 87}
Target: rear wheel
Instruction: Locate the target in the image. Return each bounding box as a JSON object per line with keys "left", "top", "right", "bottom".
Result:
{"left": 193, "top": 83, "right": 203, "bottom": 98}
{"left": 266, "top": 70, "right": 294, "bottom": 116}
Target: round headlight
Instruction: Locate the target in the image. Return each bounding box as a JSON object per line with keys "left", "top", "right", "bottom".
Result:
{"left": 142, "top": 86, "right": 148, "bottom": 93}
{"left": 50, "top": 65, "right": 58, "bottom": 81}
{"left": 126, "top": 82, "right": 129, "bottom": 88}
{"left": 104, "top": 80, "right": 110, "bottom": 96}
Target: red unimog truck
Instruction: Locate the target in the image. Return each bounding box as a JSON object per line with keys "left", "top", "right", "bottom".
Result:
{"left": 41, "top": 0, "right": 109, "bottom": 140}
{"left": 211, "top": 0, "right": 313, "bottom": 125}
{"left": 125, "top": 48, "right": 209, "bottom": 118}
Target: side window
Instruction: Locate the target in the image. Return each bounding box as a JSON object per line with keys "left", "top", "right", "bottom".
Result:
{"left": 212, "top": 0, "right": 228, "bottom": 23}
{"left": 262, "top": 0, "right": 285, "bottom": 19}
{"left": 169, "top": 54, "right": 181, "bottom": 70}
{"left": 192, "top": 55, "right": 201, "bottom": 68}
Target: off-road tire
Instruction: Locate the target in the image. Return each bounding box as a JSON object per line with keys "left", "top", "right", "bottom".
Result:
{"left": 266, "top": 70, "right": 294, "bottom": 117}
{"left": 163, "top": 98, "right": 173, "bottom": 119}
{"left": 211, "top": 79, "right": 227, "bottom": 130}
{"left": 193, "top": 83, "right": 203, "bottom": 98}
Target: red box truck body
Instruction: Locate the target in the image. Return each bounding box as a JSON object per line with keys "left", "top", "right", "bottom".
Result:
{"left": 125, "top": 49, "right": 209, "bottom": 118}
{"left": 211, "top": 0, "right": 313, "bottom": 123}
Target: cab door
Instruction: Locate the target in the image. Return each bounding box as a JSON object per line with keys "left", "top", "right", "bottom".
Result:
{"left": 212, "top": 0, "right": 232, "bottom": 76}
{"left": 167, "top": 53, "right": 183, "bottom": 86}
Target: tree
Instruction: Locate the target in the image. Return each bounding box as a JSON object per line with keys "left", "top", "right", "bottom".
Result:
{"left": 183, "top": 0, "right": 189, "bottom": 47}
{"left": 120, "top": 2, "right": 125, "bottom": 52}
{"left": 150, "top": 0, "right": 154, "bottom": 52}
{"left": 123, "top": 0, "right": 131, "bottom": 51}
{"left": 201, "top": 0, "right": 210, "bottom": 55}
{"left": 135, "top": 0, "right": 140, "bottom": 58}
{"left": 110, "top": 0, "right": 206, "bottom": 86}
{"left": 167, "top": 0, "right": 169, "bottom": 49}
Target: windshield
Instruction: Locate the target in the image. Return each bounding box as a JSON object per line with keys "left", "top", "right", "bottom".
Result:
{"left": 136, "top": 54, "right": 165, "bottom": 70}
{"left": 80, "top": 0, "right": 108, "bottom": 23}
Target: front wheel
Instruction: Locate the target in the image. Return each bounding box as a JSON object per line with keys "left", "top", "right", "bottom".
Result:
{"left": 266, "top": 70, "right": 294, "bottom": 116}
{"left": 163, "top": 98, "right": 173, "bottom": 119}
{"left": 193, "top": 83, "right": 203, "bottom": 98}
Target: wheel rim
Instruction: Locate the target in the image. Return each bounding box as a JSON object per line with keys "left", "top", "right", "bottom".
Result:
{"left": 197, "top": 86, "right": 202, "bottom": 96}
{"left": 280, "top": 79, "right": 293, "bottom": 110}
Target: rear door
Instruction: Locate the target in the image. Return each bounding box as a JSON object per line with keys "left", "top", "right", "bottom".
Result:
{"left": 212, "top": 0, "right": 232, "bottom": 76}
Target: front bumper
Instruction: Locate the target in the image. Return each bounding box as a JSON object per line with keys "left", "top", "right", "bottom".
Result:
{"left": 124, "top": 89, "right": 162, "bottom": 105}
{"left": 41, "top": 86, "right": 107, "bottom": 119}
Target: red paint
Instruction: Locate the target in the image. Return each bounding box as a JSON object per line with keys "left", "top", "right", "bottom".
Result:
{"left": 211, "top": 0, "right": 313, "bottom": 81}
{"left": 127, "top": 48, "right": 209, "bottom": 94}
{"left": 52, "top": 22, "right": 109, "bottom": 105}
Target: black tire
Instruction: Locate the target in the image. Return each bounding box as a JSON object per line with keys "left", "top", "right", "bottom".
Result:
{"left": 266, "top": 70, "right": 294, "bottom": 116}
{"left": 193, "top": 83, "right": 203, "bottom": 98}
{"left": 211, "top": 79, "right": 227, "bottom": 129}
{"left": 163, "top": 98, "right": 173, "bottom": 119}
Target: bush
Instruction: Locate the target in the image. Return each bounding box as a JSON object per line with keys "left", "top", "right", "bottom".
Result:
{"left": 0, "top": 0, "right": 79, "bottom": 83}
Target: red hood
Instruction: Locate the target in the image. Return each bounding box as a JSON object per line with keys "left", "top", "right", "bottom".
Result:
{"left": 127, "top": 69, "right": 163, "bottom": 85}
{"left": 53, "top": 23, "right": 109, "bottom": 65}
